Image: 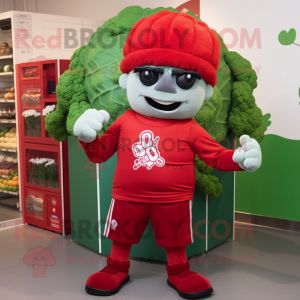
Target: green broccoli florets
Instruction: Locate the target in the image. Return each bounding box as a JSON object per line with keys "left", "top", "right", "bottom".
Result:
{"left": 227, "top": 78, "right": 266, "bottom": 143}
{"left": 224, "top": 51, "right": 258, "bottom": 89}
{"left": 195, "top": 166, "right": 222, "bottom": 198}
{"left": 44, "top": 104, "right": 68, "bottom": 141}
{"left": 67, "top": 101, "right": 92, "bottom": 135}
{"left": 56, "top": 46, "right": 88, "bottom": 111}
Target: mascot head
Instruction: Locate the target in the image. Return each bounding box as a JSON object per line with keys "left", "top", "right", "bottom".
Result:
{"left": 119, "top": 10, "right": 220, "bottom": 120}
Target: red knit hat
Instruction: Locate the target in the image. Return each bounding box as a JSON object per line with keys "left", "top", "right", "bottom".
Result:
{"left": 120, "top": 10, "right": 220, "bottom": 87}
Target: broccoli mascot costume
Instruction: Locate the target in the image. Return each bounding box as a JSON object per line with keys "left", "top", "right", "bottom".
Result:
{"left": 68, "top": 11, "right": 262, "bottom": 298}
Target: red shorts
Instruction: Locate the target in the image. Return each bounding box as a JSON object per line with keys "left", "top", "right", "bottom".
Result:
{"left": 103, "top": 199, "right": 194, "bottom": 247}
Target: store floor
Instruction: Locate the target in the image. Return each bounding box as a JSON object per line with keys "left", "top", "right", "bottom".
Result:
{"left": 0, "top": 197, "right": 21, "bottom": 222}
{"left": 0, "top": 224, "right": 299, "bottom": 300}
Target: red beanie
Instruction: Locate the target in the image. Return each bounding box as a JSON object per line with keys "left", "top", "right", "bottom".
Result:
{"left": 120, "top": 10, "right": 220, "bottom": 87}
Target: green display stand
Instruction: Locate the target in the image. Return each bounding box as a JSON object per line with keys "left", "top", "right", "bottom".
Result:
{"left": 68, "top": 135, "right": 234, "bottom": 261}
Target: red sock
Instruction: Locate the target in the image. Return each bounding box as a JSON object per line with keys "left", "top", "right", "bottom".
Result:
{"left": 110, "top": 241, "right": 132, "bottom": 262}
{"left": 165, "top": 246, "right": 187, "bottom": 266}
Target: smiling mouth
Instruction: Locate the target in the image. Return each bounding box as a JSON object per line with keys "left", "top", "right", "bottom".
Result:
{"left": 144, "top": 97, "right": 182, "bottom": 111}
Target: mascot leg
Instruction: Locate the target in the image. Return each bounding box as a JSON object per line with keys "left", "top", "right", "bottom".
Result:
{"left": 166, "top": 246, "right": 213, "bottom": 299}
{"left": 85, "top": 241, "right": 131, "bottom": 296}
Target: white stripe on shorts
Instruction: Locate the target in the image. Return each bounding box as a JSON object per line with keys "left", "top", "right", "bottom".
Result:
{"left": 104, "top": 198, "right": 115, "bottom": 237}
{"left": 189, "top": 200, "right": 194, "bottom": 243}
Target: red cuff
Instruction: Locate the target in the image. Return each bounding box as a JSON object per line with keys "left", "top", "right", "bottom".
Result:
{"left": 166, "top": 261, "right": 190, "bottom": 275}
{"left": 107, "top": 257, "right": 130, "bottom": 272}
{"left": 218, "top": 150, "right": 244, "bottom": 172}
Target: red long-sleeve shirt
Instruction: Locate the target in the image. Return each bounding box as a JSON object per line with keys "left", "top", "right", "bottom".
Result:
{"left": 80, "top": 110, "right": 242, "bottom": 203}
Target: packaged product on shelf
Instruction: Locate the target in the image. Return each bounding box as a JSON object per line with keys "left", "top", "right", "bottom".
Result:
{"left": 35, "top": 198, "right": 43, "bottom": 208}
{"left": 22, "top": 88, "right": 41, "bottom": 103}
{"left": 3, "top": 65, "right": 13, "bottom": 72}
{"left": 23, "top": 67, "right": 38, "bottom": 77}
{"left": 34, "top": 206, "right": 43, "bottom": 216}
{"left": 0, "top": 43, "right": 8, "bottom": 56}
{"left": 0, "top": 87, "right": 6, "bottom": 98}
{"left": 4, "top": 92, "right": 15, "bottom": 100}
{"left": 26, "top": 195, "right": 35, "bottom": 205}
{"left": 5, "top": 45, "right": 12, "bottom": 55}
{"left": 7, "top": 106, "right": 15, "bottom": 119}
{"left": 29, "top": 94, "right": 40, "bottom": 102}
{"left": 26, "top": 203, "right": 35, "bottom": 213}
{"left": 2, "top": 107, "right": 7, "bottom": 119}
{"left": 21, "top": 94, "right": 30, "bottom": 102}
{"left": 7, "top": 107, "right": 12, "bottom": 119}
{"left": 12, "top": 106, "right": 15, "bottom": 119}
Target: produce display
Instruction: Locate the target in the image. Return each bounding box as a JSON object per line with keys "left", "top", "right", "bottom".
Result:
{"left": 0, "top": 106, "right": 15, "bottom": 119}
{"left": 0, "top": 42, "right": 12, "bottom": 56}
{"left": 23, "top": 110, "right": 41, "bottom": 136}
{"left": 29, "top": 158, "right": 59, "bottom": 190}
{"left": 0, "top": 153, "right": 17, "bottom": 173}
{"left": 0, "top": 169, "right": 18, "bottom": 193}
{"left": 0, "top": 162, "right": 17, "bottom": 175}
{"left": 3, "top": 87, "right": 15, "bottom": 100}
{"left": 0, "top": 64, "right": 13, "bottom": 72}
{"left": 0, "top": 127, "right": 17, "bottom": 149}
{"left": 45, "top": 6, "right": 267, "bottom": 197}
{"left": 0, "top": 86, "right": 14, "bottom": 99}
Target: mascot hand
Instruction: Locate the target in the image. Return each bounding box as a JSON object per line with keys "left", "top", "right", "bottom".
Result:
{"left": 232, "top": 135, "right": 262, "bottom": 172}
{"left": 73, "top": 109, "right": 110, "bottom": 143}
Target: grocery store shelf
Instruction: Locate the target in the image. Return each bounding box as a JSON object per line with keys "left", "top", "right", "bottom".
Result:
{"left": 0, "top": 189, "right": 19, "bottom": 195}
{"left": 0, "top": 72, "right": 14, "bottom": 77}
{"left": 0, "top": 148, "right": 17, "bottom": 153}
{"left": 0, "top": 55, "right": 13, "bottom": 60}
{"left": 0, "top": 119, "right": 16, "bottom": 123}
{"left": 0, "top": 99, "right": 15, "bottom": 103}
{"left": 0, "top": 175, "right": 8, "bottom": 178}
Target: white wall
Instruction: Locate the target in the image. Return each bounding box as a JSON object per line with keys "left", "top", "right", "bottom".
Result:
{"left": 0, "top": 0, "right": 185, "bottom": 20}
{"left": 201, "top": 0, "right": 300, "bottom": 140}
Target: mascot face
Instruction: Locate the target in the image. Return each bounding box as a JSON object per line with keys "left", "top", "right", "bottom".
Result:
{"left": 119, "top": 65, "right": 213, "bottom": 120}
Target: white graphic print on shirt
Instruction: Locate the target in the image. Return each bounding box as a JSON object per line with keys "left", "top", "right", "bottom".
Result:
{"left": 132, "top": 130, "right": 165, "bottom": 170}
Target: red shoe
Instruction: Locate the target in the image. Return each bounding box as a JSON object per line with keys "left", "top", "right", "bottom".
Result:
{"left": 166, "top": 261, "right": 213, "bottom": 299}
{"left": 85, "top": 257, "right": 130, "bottom": 296}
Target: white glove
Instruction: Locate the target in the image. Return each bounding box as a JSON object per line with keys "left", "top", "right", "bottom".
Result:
{"left": 232, "top": 135, "right": 262, "bottom": 172}
{"left": 73, "top": 109, "right": 110, "bottom": 143}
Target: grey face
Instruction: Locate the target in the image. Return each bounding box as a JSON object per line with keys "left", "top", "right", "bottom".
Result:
{"left": 119, "top": 65, "right": 213, "bottom": 120}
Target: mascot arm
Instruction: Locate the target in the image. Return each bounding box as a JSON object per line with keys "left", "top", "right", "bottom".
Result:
{"left": 190, "top": 122, "right": 243, "bottom": 172}
{"left": 79, "top": 114, "right": 124, "bottom": 164}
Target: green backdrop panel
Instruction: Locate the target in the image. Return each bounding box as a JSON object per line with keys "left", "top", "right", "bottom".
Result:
{"left": 68, "top": 137, "right": 99, "bottom": 252}
{"left": 236, "top": 134, "right": 300, "bottom": 222}
{"left": 208, "top": 170, "right": 234, "bottom": 249}
{"left": 98, "top": 154, "right": 115, "bottom": 255}
{"left": 208, "top": 135, "right": 234, "bottom": 249}
{"left": 68, "top": 135, "right": 234, "bottom": 261}
{"left": 188, "top": 189, "right": 207, "bottom": 257}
